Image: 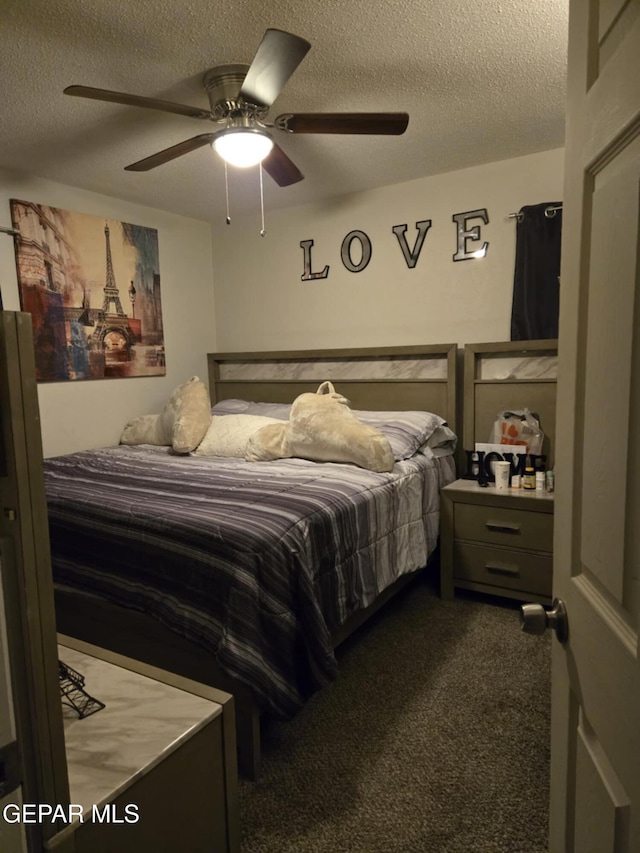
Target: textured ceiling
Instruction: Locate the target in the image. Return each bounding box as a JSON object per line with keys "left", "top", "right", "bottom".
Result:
{"left": 1, "top": 0, "right": 568, "bottom": 223}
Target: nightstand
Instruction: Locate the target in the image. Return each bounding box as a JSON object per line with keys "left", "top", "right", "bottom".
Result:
{"left": 440, "top": 478, "right": 554, "bottom": 603}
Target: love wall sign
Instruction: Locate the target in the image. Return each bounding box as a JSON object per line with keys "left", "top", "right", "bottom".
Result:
{"left": 300, "top": 208, "right": 489, "bottom": 279}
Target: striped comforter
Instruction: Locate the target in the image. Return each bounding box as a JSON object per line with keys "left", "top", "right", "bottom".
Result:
{"left": 44, "top": 445, "right": 455, "bottom": 718}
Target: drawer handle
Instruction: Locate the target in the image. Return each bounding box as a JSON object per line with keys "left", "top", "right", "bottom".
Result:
{"left": 486, "top": 561, "right": 521, "bottom": 576}
{"left": 485, "top": 520, "right": 521, "bottom": 534}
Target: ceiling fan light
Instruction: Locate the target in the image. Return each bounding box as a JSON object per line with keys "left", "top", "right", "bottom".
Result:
{"left": 213, "top": 130, "right": 273, "bottom": 168}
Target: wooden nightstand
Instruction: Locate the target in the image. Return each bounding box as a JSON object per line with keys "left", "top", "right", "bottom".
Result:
{"left": 440, "top": 478, "right": 554, "bottom": 604}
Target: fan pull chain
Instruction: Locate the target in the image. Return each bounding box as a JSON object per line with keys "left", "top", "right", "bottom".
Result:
{"left": 224, "top": 161, "right": 231, "bottom": 225}
{"left": 259, "top": 164, "right": 266, "bottom": 237}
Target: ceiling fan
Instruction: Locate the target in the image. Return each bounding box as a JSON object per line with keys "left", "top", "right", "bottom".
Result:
{"left": 64, "top": 28, "right": 409, "bottom": 187}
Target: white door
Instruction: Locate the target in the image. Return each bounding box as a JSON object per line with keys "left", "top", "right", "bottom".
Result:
{"left": 549, "top": 0, "right": 640, "bottom": 849}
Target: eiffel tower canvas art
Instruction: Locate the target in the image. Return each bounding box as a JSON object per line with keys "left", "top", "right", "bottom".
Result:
{"left": 9, "top": 199, "right": 165, "bottom": 381}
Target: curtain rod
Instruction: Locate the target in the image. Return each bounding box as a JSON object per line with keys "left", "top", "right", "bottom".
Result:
{"left": 508, "top": 204, "right": 563, "bottom": 222}
{"left": 0, "top": 225, "right": 20, "bottom": 237}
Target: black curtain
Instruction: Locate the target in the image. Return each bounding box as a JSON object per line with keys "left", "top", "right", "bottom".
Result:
{"left": 510, "top": 202, "right": 562, "bottom": 341}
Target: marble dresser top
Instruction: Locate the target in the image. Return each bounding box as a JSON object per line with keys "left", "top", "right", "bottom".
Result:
{"left": 58, "top": 645, "right": 221, "bottom": 815}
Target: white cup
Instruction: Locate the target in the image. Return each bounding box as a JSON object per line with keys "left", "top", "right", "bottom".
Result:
{"left": 494, "top": 461, "right": 511, "bottom": 491}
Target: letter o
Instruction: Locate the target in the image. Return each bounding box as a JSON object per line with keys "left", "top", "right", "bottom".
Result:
{"left": 340, "top": 230, "right": 372, "bottom": 273}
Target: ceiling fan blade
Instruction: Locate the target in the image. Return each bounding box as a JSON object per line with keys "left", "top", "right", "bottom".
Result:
{"left": 64, "top": 85, "right": 213, "bottom": 120}
{"left": 276, "top": 112, "right": 410, "bottom": 135}
{"left": 239, "top": 29, "right": 311, "bottom": 108}
{"left": 261, "top": 143, "right": 304, "bottom": 186}
{"left": 124, "top": 134, "right": 216, "bottom": 171}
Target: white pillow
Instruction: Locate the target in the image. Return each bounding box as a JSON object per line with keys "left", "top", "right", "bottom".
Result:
{"left": 193, "top": 414, "right": 282, "bottom": 457}
{"left": 163, "top": 376, "right": 211, "bottom": 454}
{"left": 120, "top": 412, "right": 169, "bottom": 447}
{"left": 120, "top": 376, "right": 211, "bottom": 454}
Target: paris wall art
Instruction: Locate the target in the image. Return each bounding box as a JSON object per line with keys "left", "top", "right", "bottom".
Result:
{"left": 10, "top": 199, "right": 166, "bottom": 382}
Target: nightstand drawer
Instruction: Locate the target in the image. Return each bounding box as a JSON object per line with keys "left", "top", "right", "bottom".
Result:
{"left": 453, "top": 542, "right": 553, "bottom": 596}
{"left": 454, "top": 502, "right": 553, "bottom": 552}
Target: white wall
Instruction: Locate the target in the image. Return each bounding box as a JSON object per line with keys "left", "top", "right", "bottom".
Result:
{"left": 211, "top": 148, "right": 564, "bottom": 351}
{"left": 0, "top": 169, "right": 216, "bottom": 457}
{"left": 0, "top": 149, "right": 563, "bottom": 454}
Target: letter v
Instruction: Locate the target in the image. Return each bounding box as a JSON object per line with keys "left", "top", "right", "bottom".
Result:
{"left": 392, "top": 220, "right": 432, "bottom": 269}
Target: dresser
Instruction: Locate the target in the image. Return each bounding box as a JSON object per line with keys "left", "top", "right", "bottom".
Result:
{"left": 440, "top": 478, "right": 554, "bottom": 603}
{"left": 46, "top": 639, "right": 239, "bottom": 853}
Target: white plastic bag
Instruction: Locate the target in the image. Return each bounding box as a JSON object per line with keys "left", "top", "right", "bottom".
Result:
{"left": 489, "top": 408, "right": 544, "bottom": 456}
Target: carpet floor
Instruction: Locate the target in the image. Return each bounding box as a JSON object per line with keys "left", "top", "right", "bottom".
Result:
{"left": 239, "top": 575, "right": 551, "bottom": 853}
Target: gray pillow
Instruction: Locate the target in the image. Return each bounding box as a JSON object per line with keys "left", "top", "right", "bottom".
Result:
{"left": 351, "top": 409, "right": 449, "bottom": 460}
{"left": 212, "top": 399, "right": 291, "bottom": 420}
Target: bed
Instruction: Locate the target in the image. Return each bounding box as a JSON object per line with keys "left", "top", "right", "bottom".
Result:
{"left": 50, "top": 344, "right": 458, "bottom": 777}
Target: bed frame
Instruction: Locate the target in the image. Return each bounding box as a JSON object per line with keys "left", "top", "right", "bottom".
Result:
{"left": 54, "top": 343, "right": 457, "bottom": 779}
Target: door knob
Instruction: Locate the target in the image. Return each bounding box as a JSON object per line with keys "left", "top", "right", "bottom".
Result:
{"left": 520, "top": 597, "right": 568, "bottom": 643}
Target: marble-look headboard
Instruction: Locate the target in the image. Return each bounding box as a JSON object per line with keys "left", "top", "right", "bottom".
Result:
{"left": 463, "top": 339, "right": 558, "bottom": 467}
{"left": 207, "top": 344, "right": 458, "bottom": 434}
